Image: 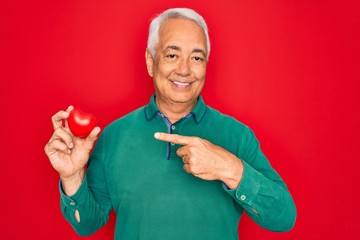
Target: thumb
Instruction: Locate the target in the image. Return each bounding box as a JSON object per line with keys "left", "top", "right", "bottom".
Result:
{"left": 83, "top": 127, "right": 101, "bottom": 151}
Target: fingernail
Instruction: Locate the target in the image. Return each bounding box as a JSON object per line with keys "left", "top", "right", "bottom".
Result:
{"left": 154, "top": 132, "right": 160, "bottom": 139}
{"left": 69, "top": 142, "right": 74, "bottom": 149}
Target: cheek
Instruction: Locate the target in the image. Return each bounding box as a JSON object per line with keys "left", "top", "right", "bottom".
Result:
{"left": 194, "top": 66, "right": 207, "bottom": 81}
{"left": 156, "top": 61, "right": 174, "bottom": 78}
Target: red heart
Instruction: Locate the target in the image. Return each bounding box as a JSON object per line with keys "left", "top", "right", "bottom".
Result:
{"left": 68, "top": 108, "right": 96, "bottom": 138}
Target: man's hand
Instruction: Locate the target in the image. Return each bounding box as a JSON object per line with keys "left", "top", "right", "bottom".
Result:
{"left": 154, "top": 132, "right": 244, "bottom": 189}
{"left": 44, "top": 106, "right": 101, "bottom": 196}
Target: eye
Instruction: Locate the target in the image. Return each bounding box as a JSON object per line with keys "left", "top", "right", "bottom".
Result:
{"left": 166, "top": 54, "right": 177, "bottom": 59}
{"left": 192, "top": 56, "right": 204, "bottom": 62}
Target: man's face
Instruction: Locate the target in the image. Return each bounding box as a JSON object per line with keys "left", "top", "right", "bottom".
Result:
{"left": 146, "top": 18, "right": 207, "bottom": 107}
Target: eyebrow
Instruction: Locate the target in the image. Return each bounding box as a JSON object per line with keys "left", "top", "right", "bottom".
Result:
{"left": 193, "top": 48, "right": 207, "bottom": 57}
{"left": 163, "top": 45, "right": 207, "bottom": 57}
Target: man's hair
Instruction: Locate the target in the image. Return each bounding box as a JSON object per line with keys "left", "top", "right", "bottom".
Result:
{"left": 147, "top": 8, "right": 210, "bottom": 60}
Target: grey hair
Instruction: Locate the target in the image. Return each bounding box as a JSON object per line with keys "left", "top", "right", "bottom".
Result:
{"left": 147, "top": 8, "right": 210, "bottom": 60}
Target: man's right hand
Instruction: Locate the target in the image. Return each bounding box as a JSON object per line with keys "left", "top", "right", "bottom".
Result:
{"left": 44, "top": 106, "right": 101, "bottom": 196}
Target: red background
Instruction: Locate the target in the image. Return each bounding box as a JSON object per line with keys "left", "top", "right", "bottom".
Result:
{"left": 2, "top": 0, "right": 360, "bottom": 239}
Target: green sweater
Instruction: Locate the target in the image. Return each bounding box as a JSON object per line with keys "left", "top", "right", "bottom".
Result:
{"left": 60, "top": 95, "right": 296, "bottom": 239}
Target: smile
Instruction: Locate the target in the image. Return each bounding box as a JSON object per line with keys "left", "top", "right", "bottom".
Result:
{"left": 170, "top": 80, "right": 194, "bottom": 87}
{"left": 174, "top": 81, "right": 190, "bottom": 86}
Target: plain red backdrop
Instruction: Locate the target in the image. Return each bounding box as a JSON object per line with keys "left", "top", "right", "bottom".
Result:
{"left": 2, "top": 0, "right": 360, "bottom": 239}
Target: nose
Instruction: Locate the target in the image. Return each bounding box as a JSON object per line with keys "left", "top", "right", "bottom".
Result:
{"left": 176, "top": 58, "right": 191, "bottom": 76}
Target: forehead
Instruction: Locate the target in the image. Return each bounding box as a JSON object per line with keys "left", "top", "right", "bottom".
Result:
{"left": 157, "top": 18, "right": 206, "bottom": 50}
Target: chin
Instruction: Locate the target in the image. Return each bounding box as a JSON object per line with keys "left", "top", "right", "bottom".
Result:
{"left": 170, "top": 94, "right": 196, "bottom": 104}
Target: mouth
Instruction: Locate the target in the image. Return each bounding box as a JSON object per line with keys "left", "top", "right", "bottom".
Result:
{"left": 170, "top": 80, "right": 194, "bottom": 87}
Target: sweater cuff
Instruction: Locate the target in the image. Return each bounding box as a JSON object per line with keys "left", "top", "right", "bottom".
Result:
{"left": 59, "top": 175, "right": 89, "bottom": 211}
{"left": 222, "top": 160, "right": 261, "bottom": 207}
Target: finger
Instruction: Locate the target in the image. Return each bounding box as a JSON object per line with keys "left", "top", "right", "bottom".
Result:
{"left": 176, "top": 146, "right": 188, "bottom": 157}
{"left": 182, "top": 155, "right": 189, "bottom": 164}
{"left": 66, "top": 105, "right": 74, "bottom": 112}
{"left": 82, "top": 127, "right": 101, "bottom": 151}
{"left": 154, "top": 132, "right": 194, "bottom": 145}
{"left": 46, "top": 139, "right": 70, "bottom": 155}
{"left": 183, "top": 163, "right": 190, "bottom": 173}
{"left": 63, "top": 105, "right": 75, "bottom": 129}
{"left": 51, "top": 105, "right": 74, "bottom": 130}
{"left": 52, "top": 127, "right": 74, "bottom": 149}
{"left": 183, "top": 164, "right": 202, "bottom": 178}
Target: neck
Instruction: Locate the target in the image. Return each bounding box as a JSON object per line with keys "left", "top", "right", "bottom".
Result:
{"left": 156, "top": 98, "right": 197, "bottom": 124}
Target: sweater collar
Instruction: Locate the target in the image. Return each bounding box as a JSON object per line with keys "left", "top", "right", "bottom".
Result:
{"left": 144, "top": 94, "right": 207, "bottom": 124}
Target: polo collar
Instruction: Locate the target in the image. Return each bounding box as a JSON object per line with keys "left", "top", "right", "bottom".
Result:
{"left": 144, "top": 94, "right": 207, "bottom": 124}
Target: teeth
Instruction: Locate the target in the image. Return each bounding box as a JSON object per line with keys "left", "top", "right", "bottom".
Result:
{"left": 173, "top": 81, "right": 190, "bottom": 86}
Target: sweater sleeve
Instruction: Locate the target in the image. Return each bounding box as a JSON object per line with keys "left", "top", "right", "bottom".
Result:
{"left": 223, "top": 127, "right": 297, "bottom": 232}
{"left": 59, "top": 133, "right": 112, "bottom": 236}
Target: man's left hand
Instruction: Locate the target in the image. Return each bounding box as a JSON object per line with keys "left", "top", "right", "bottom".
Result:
{"left": 154, "top": 132, "right": 244, "bottom": 189}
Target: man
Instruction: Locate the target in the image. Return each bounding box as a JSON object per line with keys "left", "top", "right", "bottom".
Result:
{"left": 45, "top": 8, "right": 296, "bottom": 239}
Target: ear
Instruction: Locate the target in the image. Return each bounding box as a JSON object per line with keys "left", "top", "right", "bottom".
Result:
{"left": 145, "top": 49, "right": 154, "bottom": 77}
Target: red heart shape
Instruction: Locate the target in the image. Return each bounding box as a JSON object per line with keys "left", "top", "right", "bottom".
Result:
{"left": 68, "top": 108, "right": 96, "bottom": 138}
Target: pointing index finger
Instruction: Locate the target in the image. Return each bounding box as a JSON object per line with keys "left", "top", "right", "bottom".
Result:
{"left": 154, "top": 132, "right": 193, "bottom": 145}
